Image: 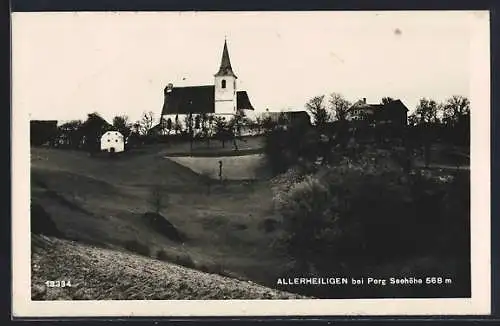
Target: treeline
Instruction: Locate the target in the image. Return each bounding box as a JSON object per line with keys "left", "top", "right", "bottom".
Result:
{"left": 305, "top": 93, "right": 470, "bottom": 145}
{"left": 31, "top": 109, "right": 268, "bottom": 152}
{"left": 262, "top": 94, "right": 471, "bottom": 298}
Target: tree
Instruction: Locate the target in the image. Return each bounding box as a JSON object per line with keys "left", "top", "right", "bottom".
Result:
{"left": 261, "top": 114, "right": 277, "bottom": 133}
{"left": 199, "top": 113, "right": 211, "bottom": 147}
{"left": 81, "top": 112, "right": 112, "bottom": 152}
{"left": 184, "top": 113, "right": 194, "bottom": 150}
{"left": 57, "top": 120, "right": 83, "bottom": 148}
{"left": 112, "top": 115, "right": 131, "bottom": 137}
{"left": 149, "top": 185, "right": 167, "bottom": 214}
{"left": 329, "top": 93, "right": 351, "bottom": 121}
{"left": 228, "top": 110, "right": 247, "bottom": 150}
{"left": 306, "top": 95, "right": 329, "bottom": 129}
{"left": 414, "top": 98, "right": 440, "bottom": 124}
{"left": 173, "top": 114, "right": 182, "bottom": 135}
{"left": 214, "top": 116, "right": 231, "bottom": 148}
{"left": 407, "top": 113, "right": 419, "bottom": 127}
{"left": 139, "top": 111, "right": 155, "bottom": 136}
{"left": 194, "top": 114, "right": 201, "bottom": 130}
{"left": 381, "top": 97, "right": 395, "bottom": 105}
{"left": 441, "top": 95, "right": 470, "bottom": 127}
{"left": 165, "top": 118, "right": 173, "bottom": 135}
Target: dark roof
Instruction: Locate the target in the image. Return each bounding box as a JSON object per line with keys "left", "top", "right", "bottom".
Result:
{"left": 30, "top": 120, "right": 58, "bottom": 126}
{"left": 265, "top": 111, "right": 311, "bottom": 124}
{"left": 236, "top": 91, "right": 254, "bottom": 111}
{"left": 214, "top": 40, "right": 237, "bottom": 78}
{"left": 381, "top": 99, "right": 409, "bottom": 112}
{"left": 348, "top": 99, "right": 408, "bottom": 113}
{"left": 162, "top": 85, "right": 214, "bottom": 115}
{"left": 161, "top": 86, "right": 254, "bottom": 115}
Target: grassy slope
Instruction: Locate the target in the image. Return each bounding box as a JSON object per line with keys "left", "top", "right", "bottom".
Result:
{"left": 167, "top": 154, "right": 268, "bottom": 180}
{"left": 32, "top": 235, "right": 305, "bottom": 300}
{"left": 31, "top": 146, "right": 289, "bottom": 296}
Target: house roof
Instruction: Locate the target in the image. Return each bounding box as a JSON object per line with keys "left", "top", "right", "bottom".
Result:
{"left": 264, "top": 111, "right": 311, "bottom": 124}
{"left": 348, "top": 99, "right": 408, "bottom": 113}
{"left": 30, "top": 120, "right": 58, "bottom": 125}
{"left": 161, "top": 85, "right": 255, "bottom": 115}
{"left": 382, "top": 99, "right": 409, "bottom": 112}
{"left": 214, "top": 40, "right": 237, "bottom": 78}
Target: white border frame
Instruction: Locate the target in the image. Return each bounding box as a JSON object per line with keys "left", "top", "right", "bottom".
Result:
{"left": 11, "top": 10, "right": 491, "bottom": 317}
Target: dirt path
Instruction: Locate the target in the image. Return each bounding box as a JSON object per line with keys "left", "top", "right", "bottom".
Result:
{"left": 31, "top": 235, "right": 307, "bottom": 300}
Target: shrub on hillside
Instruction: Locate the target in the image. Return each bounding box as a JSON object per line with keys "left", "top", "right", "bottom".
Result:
{"left": 272, "top": 151, "right": 465, "bottom": 274}
{"left": 156, "top": 249, "right": 195, "bottom": 269}
{"left": 144, "top": 212, "right": 185, "bottom": 243}
{"left": 30, "top": 202, "right": 64, "bottom": 238}
{"left": 260, "top": 218, "right": 279, "bottom": 233}
{"left": 124, "top": 239, "right": 150, "bottom": 257}
{"left": 263, "top": 124, "right": 319, "bottom": 175}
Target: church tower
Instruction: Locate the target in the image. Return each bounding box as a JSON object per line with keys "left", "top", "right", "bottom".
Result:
{"left": 214, "top": 39, "right": 237, "bottom": 115}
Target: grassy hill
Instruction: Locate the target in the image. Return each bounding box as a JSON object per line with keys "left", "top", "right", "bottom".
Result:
{"left": 32, "top": 235, "right": 305, "bottom": 300}
{"left": 31, "top": 146, "right": 291, "bottom": 299}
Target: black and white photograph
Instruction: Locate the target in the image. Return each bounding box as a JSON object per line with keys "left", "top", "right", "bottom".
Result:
{"left": 12, "top": 10, "right": 490, "bottom": 317}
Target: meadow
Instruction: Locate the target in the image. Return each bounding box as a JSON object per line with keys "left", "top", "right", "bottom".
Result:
{"left": 30, "top": 135, "right": 471, "bottom": 299}
{"left": 30, "top": 143, "right": 294, "bottom": 295}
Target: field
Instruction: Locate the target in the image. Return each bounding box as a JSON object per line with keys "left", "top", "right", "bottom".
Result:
{"left": 30, "top": 144, "right": 296, "bottom": 299}
{"left": 30, "top": 138, "right": 471, "bottom": 299}
{"left": 32, "top": 235, "right": 305, "bottom": 300}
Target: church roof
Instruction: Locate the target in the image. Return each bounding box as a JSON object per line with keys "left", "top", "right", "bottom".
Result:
{"left": 161, "top": 85, "right": 255, "bottom": 115}
{"left": 236, "top": 91, "right": 254, "bottom": 111}
{"left": 214, "top": 40, "right": 237, "bottom": 78}
{"left": 162, "top": 85, "right": 215, "bottom": 115}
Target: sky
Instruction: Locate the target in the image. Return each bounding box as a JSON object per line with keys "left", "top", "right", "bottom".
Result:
{"left": 12, "top": 11, "right": 481, "bottom": 124}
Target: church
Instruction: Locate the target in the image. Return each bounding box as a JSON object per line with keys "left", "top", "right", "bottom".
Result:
{"left": 160, "top": 39, "right": 255, "bottom": 129}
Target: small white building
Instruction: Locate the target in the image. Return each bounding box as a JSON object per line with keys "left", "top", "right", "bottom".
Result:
{"left": 100, "top": 131, "right": 125, "bottom": 153}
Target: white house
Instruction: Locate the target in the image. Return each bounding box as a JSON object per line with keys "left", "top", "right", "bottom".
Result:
{"left": 100, "top": 131, "right": 125, "bottom": 153}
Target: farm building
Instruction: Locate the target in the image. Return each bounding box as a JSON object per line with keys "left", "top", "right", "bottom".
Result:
{"left": 100, "top": 131, "right": 125, "bottom": 153}
{"left": 347, "top": 98, "right": 409, "bottom": 126}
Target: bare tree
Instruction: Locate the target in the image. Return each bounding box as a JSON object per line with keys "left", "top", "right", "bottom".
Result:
{"left": 139, "top": 111, "right": 155, "bottom": 136}
{"left": 381, "top": 97, "right": 395, "bottom": 105}
{"left": 306, "top": 95, "right": 329, "bottom": 129}
{"left": 149, "top": 185, "right": 167, "bottom": 214}
{"left": 173, "top": 114, "right": 182, "bottom": 135}
{"left": 441, "top": 95, "right": 470, "bottom": 127}
{"left": 165, "top": 118, "right": 173, "bottom": 135}
{"left": 415, "top": 98, "right": 440, "bottom": 124}
{"left": 329, "top": 93, "right": 351, "bottom": 121}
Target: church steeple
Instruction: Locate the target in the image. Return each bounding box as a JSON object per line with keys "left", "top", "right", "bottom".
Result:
{"left": 215, "top": 39, "right": 237, "bottom": 78}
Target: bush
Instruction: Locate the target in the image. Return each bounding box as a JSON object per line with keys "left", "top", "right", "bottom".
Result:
{"left": 124, "top": 239, "right": 150, "bottom": 257}
{"left": 272, "top": 150, "right": 464, "bottom": 274}
{"left": 156, "top": 249, "right": 195, "bottom": 269}
{"left": 260, "top": 218, "right": 279, "bottom": 233}
{"left": 31, "top": 202, "right": 63, "bottom": 238}
{"left": 156, "top": 249, "right": 170, "bottom": 261}
{"left": 144, "top": 212, "right": 184, "bottom": 243}
{"left": 175, "top": 253, "right": 196, "bottom": 268}
{"left": 263, "top": 124, "right": 319, "bottom": 175}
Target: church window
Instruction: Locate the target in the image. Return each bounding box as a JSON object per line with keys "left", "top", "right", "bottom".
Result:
{"left": 221, "top": 79, "right": 226, "bottom": 88}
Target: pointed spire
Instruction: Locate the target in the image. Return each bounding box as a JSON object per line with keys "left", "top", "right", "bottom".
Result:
{"left": 215, "top": 39, "right": 237, "bottom": 78}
